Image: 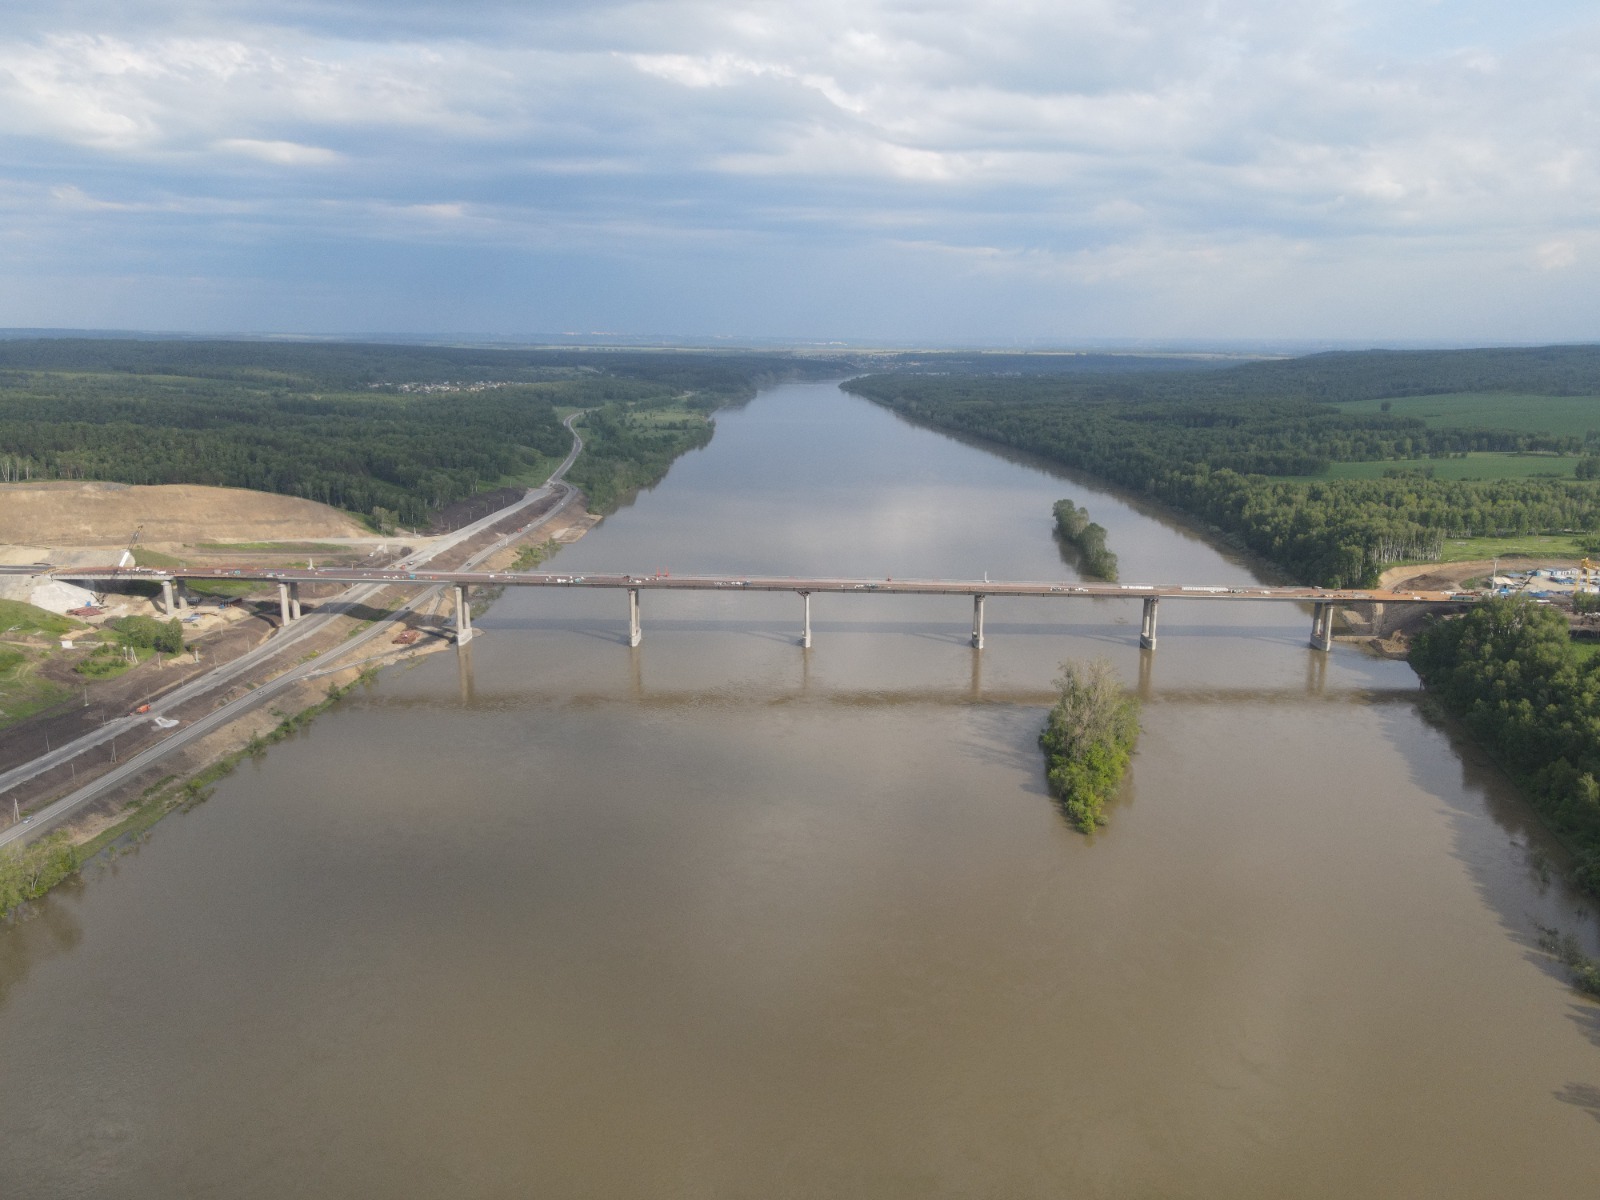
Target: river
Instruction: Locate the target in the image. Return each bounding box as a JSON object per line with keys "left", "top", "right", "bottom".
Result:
{"left": 2, "top": 381, "right": 1597, "bottom": 1197}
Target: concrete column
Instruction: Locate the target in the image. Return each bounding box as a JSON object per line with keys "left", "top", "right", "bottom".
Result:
{"left": 161, "top": 579, "right": 175, "bottom": 615}
{"left": 457, "top": 641, "right": 475, "bottom": 704}
{"left": 288, "top": 582, "right": 302, "bottom": 622}
{"left": 454, "top": 585, "right": 474, "bottom": 644}
{"left": 627, "top": 587, "right": 642, "bottom": 647}
{"left": 1311, "top": 602, "right": 1334, "bottom": 653}
{"left": 277, "top": 581, "right": 291, "bottom": 626}
{"left": 176, "top": 584, "right": 190, "bottom": 612}
{"left": 800, "top": 591, "right": 812, "bottom": 648}
{"left": 972, "top": 594, "right": 986, "bottom": 649}
{"left": 1140, "top": 595, "right": 1159, "bottom": 650}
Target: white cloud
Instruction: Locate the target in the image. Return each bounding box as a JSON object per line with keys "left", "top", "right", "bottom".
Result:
{"left": 0, "top": 0, "right": 1596, "bottom": 338}
{"left": 1536, "top": 239, "right": 1579, "bottom": 271}
{"left": 217, "top": 137, "right": 340, "bottom": 164}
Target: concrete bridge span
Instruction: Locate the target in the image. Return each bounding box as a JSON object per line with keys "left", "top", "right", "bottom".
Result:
{"left": 51, "top": 564, "right": 1470, "bottom": 654}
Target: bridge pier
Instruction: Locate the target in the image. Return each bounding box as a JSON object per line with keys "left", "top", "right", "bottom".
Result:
{"left": 161, "top": 579, "right": 176, "bottom": 616}
{"left": 627, "top": 587, "right": 642, "bottom": 647}
{"left": 277, "top": 582, "right": 292, "bottom": 626}
{"left": 972, "top": 594, "right": 985, "bottom": 649}
{"left": 457, "top": 640, "right": 475, "bottom": 704}
{"left": 1309, "top": 602, "right": 1333, "bottom": 652}
{"left": 1140, "top": 595, "right": 1159, "bottom": 650}
{"left": 453, "top": 585, "right": 474, "bottom": 644}
{"left": 288, "top": 582, "right": 302, "bottom": 622}
{"left": 800, "top": 591, "right": 812, "bottom": 648}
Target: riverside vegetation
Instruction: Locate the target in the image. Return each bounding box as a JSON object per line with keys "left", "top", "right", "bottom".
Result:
{"left": 1409, "top": 598, "right": 1600, "bottom": 893}
{"left": 0, "top": 339, "right": 848, "bottom": 526}
{"left": 1039, "top": 658, "right": 1141, "bottom": 832}
{"left": 846, "top": 345, "right": 1600, "bottom": 587}
{"left": 1052, "top": 498, "right": 1118, "bottom": 580}
{"left": 0, "top": 834, "right": 79, "bottom": 920}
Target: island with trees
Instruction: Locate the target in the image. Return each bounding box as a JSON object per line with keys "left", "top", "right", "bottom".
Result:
{"left": 1039, "top": 658, "right": 1141, "bottom": 832}
{"left": 1052, "top": 498, "right": 1118, "bottom": 580}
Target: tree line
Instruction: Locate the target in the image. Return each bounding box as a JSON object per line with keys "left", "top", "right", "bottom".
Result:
{"left": 845, "top": 346, "right": 1600, "bottom": 585}
{"left": 0, "top": 340, "right": 849, "bottom": 526}
{"left": 1410, "top": 599, "right": 1600, "bottom": 899}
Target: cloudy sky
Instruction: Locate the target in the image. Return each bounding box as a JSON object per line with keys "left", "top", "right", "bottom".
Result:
{"left": 0, "top": 0, "right": 1596, "bottom": 345}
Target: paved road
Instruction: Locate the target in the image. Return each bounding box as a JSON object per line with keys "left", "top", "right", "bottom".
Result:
{"left": 51, "top": 567, "right": 1467, "bottom": 606}
{"left": 0, "top": 414, "right": 586, "bottom": 846}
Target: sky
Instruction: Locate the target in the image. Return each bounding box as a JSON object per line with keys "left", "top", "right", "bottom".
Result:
{"left": 0, "top": 0, "right": 1596, "bottom": 346}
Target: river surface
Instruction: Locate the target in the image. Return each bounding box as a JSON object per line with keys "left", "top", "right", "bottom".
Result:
{"left": 3, "top": 381, "right": 1598, "bottom": 1197}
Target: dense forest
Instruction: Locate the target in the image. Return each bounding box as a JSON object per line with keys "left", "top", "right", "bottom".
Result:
{"left": 847, "top": 345, "right": 1600, "bottom": 585}
{"left": 1410, "top": 599, "right": 1600, "bottom": 905}
{"left": 0, "top": 339, "right": 846, "bottom": 525}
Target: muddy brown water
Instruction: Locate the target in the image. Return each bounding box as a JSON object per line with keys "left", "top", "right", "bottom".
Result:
{"left": 2, "top": 382, "right": 1598, "bottom": 1197}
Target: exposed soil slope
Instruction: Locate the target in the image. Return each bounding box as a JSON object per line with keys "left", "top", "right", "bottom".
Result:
{"left": 0, "top": 482, "right": 367, "bottom": 547}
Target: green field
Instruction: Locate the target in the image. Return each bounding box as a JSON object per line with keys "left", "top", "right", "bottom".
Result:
{"left": 1276, "top": 451, "right": 1580, "bottom": 483}
{"left": 0, "top": 598, "right": 82, "bottom": 638}
{"left": 0, "top": 609, "right": 76, "bottom": 728}
{"left": 1336, "top": 392, "right": 1600, "bottom": 436}
{"left": 1408, "top": 534, "right": 1596, "bottom": 565}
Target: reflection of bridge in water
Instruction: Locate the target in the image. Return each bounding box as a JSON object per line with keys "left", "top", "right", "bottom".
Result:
{"left": 448, "top": 637, "right": 1411, "bottom": 707}
{"left": 55, "top": 565, "right": 1469, "bottom": 654}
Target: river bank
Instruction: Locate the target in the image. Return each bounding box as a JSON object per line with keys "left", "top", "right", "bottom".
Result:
{"left": 0, "top": 493, "right": 604, "bottom": 920}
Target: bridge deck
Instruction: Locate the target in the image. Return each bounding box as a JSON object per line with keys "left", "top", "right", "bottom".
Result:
{"left": 49, "top": 565, "right": 1466, "bottom": 604}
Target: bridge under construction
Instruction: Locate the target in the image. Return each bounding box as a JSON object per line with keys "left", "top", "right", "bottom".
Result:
{"left": 50, "top": 565, "right": 1471, "bottom": 653}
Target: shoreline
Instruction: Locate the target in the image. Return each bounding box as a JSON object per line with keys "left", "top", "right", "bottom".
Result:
{"left": 0, "top": 493, "right": 603, "bottom": 918}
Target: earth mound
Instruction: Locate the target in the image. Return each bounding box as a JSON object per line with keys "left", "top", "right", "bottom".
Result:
{"left": 0, "top": 482, "right": 368, "bottom": 547}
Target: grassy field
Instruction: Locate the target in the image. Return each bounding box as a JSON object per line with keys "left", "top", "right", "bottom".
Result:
{"left": 0, "top": 606, "right": 77, "bottom": 728}
{"left": 131, "top": 547, "right": 186, "bottom": 569}
{"left": 1335, "top": 392, "right": 1600, "bottom": 435}
{"left": 0, "top": 598, "right": 82, "bottom": 638}
{"left": 1277, "top": 452, "right": 1580, "bottom": 483}
{"left": 1406, "top": 534, "right": 1596, "bottom": 565}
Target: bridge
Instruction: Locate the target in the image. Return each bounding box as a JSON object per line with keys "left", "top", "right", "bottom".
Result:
{"left": 47, "top": 565, "right": 1470, "bottom": 652}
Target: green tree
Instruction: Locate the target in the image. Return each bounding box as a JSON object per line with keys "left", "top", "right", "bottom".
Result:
{"left": 0, "top": 834, "right": 80, "bottom": 918}
{"left": 1039, "top": 658, "right": 1141, "bottom": 832}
